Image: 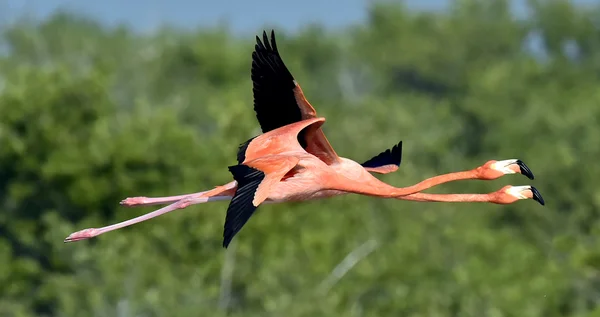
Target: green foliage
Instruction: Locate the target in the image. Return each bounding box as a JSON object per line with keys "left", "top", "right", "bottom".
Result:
{"left": 1, "top": 1, "right": 599, "bottom": 316}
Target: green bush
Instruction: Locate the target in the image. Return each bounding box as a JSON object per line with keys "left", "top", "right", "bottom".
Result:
{"left": 1, "top": 1, "right": 599, "bottom": 316}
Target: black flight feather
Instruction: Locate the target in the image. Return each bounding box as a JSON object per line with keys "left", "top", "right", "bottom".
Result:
{"left": 223, "top": 164, "right": 266, "bottom": 248}
{"left": 361, "top": 141, "right": 403, "bottom": 169}
{"left": 252, "top": 30, "right": 308, "bottom": 148}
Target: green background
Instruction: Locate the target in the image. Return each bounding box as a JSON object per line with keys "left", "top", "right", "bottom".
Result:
{"left": 1, "top": 0, "right": 599, "bottom": 316}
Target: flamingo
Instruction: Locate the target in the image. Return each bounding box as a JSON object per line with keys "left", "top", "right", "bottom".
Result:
{"left": 64, "top": 30, "right": 544, "bottom": 248}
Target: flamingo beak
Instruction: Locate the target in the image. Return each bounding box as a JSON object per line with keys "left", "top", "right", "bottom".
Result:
{"left": 530, "top": 186, "right": 545, "bottom": 206}
{"left": 514, "top": 160, "right": 535, "bottom": 180}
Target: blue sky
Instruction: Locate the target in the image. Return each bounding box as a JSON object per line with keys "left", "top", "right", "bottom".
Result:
{"left": 1, "top": 0, "right": 440, "bottom": 33}
{"left": 2, "top": 0, "right": 597, "bottom": 34}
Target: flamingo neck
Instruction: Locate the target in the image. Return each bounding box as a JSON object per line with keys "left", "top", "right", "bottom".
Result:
{"left": 399, "top": 192, "right": 497, "bottom": 203}
{"left": 324, "top": 169, "right": 480, "bottom": 198}
{"left": 382, "top": 170, "right": 476, "bottom": 197}
{"left": 398, "top": 170, "right": 476, "bottom": 193}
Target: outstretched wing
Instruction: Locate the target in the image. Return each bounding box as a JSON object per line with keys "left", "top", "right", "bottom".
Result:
{"left": 362, "top": 141, "right": 403, "bottom": 174}
{"left": 223, "top": 155, "right": 299, "bottom": 248}
{"left": 251, "top": 30, "right": 339, "bottom": 165}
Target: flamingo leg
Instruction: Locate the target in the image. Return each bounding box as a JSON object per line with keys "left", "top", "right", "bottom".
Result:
{"left": 120, "top": 181, "right": 237, "bottom": 207}
{"left": 119, "top": 191, "right": 208, "bottom": 207}
{"left": 64, "top": 194, "right": 232, "bottom": 243}
{"left": 120, "top": 190, "right": 214, "bottom": 207}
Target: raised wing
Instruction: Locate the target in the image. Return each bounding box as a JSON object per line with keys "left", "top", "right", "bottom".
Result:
{"left": 236, "top": 118, "right": 326, "bottom": 166}
{"left": 223, "top": 155, "right": 300, "bottom": 248}
{"left": 251, "top": 30, "right": 340, "bottom": 165}
{"left": 361, "top": 141, "right": 403, "bottom": 174}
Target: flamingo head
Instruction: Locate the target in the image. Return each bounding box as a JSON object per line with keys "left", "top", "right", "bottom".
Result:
{"left": 495, "top": 185, "right": 545, "bottom": 206}
{"left": 477, "top": 159, "right": 535, "bottom": 180}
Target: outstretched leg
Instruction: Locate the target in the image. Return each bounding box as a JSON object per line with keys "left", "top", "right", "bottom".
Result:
{"left": 120, "top": 181, "right": 237, "bottom": 207}
{"left": 64, "top": 184, "right": 235, "bottom": 243}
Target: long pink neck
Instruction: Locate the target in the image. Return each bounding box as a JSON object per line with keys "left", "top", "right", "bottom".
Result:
{"left": 398, "top": 192, "right": 497, "bottom": 203}
{"left": 327, "top": 170, "right": 478, "bottom": 198}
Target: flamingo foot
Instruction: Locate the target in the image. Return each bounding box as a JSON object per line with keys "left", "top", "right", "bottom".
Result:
{"left": 64, "top": 228, "right": 100, "bottom": 243}
{"left": 120, "top": 196, "right": 150, "bottom": 206}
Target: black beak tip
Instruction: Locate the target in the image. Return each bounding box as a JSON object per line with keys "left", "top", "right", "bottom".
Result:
{"left": 516, "top": 159, "right": 535, "bottom": 180}
{"left": 530, "top": 186, "right": 545, "bottom": 206}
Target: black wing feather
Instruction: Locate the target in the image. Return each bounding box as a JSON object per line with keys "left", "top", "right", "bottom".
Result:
{"left": 223, "top": 164, "right": 266, "bottom": 248}
{"left": 361, "top": 141, "right": 403, "bottom": 169}
{"left": 236, "top": 136, "right": 257, "bottom": 164}
{"left": 252, "top": 30, "right": 304, "bottom": 134}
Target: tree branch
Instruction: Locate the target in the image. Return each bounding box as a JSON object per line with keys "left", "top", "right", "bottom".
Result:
{"left": 317, "top": 239, "right": 379, "bottom": 295}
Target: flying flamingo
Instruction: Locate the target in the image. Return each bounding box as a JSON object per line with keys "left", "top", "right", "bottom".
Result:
{"left": 64, "top": 31, "right": 544, "bottom": 248}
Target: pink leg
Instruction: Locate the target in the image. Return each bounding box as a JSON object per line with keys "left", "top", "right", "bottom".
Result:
{"left": 120, "top": 181, "right": 237, "bottom": 207}
{"left": 64, "top": 194, "right": 232, "bottom": 243}
{"left": 120, "top": 191, "right": 208, "bottom": 207}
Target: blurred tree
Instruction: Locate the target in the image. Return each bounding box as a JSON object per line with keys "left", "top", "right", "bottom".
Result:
{"left": 0, "top": 1, "right": 599, "bottom": 316}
